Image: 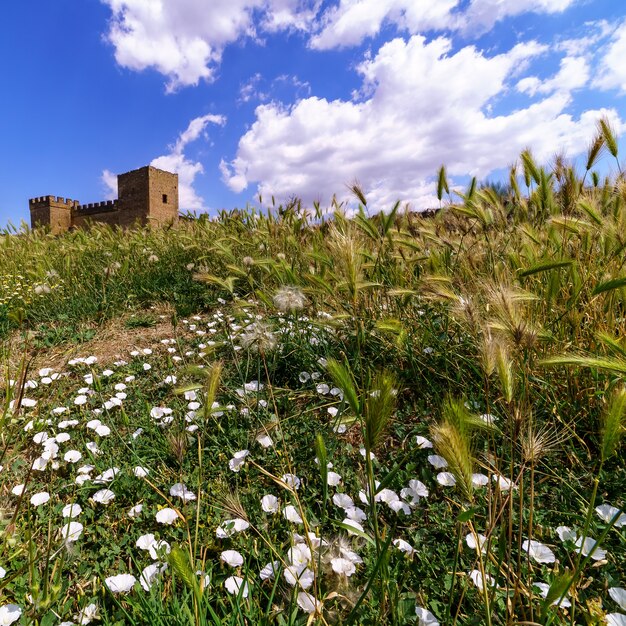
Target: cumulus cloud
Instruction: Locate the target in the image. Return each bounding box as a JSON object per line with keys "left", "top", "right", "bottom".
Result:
{"left": 594, "top": 19, "right": 626, "bottom": 93}
{"left": 101, "top": 114, "right": 224, "bottom": 211}
{"left": 221, "top": 35, "right": 621, "bottom": 210}
{"left": 309, "top": 0, "right": 577, "bottom": 49}
{"left": 102, "top": 0, "right": 581, "bottom": 86}
{"left": 102, "top": 0, "right": 319, "bottom": 90}
{"left": 516, "top": 56, "right": 589, "bottom": 96}
{"left": 151, "top": 114, "right": 225, "bottom": 210}
{"left": 101, "top": 169, "right": 118, "bottom": 200}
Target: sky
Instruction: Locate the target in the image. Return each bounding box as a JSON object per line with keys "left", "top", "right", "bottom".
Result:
{"left": 2, "top": 0, "right": 626, "bottom": 228}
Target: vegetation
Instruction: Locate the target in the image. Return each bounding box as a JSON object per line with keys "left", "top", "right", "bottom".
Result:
{"left": 1, "top": 122, "right": 625, "bottom": 625}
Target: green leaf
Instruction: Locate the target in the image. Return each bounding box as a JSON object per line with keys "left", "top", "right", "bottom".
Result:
{"left": 326, "top": 359, "right": 361, "bottom": 417}
{"left": 540, "top": 354, "right": 626, "bottom": 376}
{"left": 456, "top": 507, "right": 480, "bottom": 523}
{"left": 518, "top": 260, "right": 572, "bottom": 277}
{"left": 592, "top": 276, "right": 626, "bottom": 295}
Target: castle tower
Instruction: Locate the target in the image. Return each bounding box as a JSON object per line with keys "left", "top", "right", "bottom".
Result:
{"left": 116, "top": 166, "right": 179, "bottom": 228}
{"left": 29, "top": 196, "right": 77, "bottom": 234}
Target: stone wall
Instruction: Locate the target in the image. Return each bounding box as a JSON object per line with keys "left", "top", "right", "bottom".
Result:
{"left": 28, "top": 166, "right": 179, "bottom": 232}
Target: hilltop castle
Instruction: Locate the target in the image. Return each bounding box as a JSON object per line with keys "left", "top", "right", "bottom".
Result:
{"left": 29, "top": 166, "right": 179, "bottom": 233}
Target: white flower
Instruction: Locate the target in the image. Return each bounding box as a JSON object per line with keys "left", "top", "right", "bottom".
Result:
{"left": 556, "top": 526, "right": 577, "bottom": 542}
{"left": 574, "top": 536, "right": 607, "bottom": 561}
{"left": 261, "top": 494, "right": 279, "bottom": 513}
{"left": 393, "top": 538, "right": 415, "bottom": 555}
{"left": 31, "top": 456, "right": 48, "bottom": 471}
{"left": 256, "top": 433, "right": 274, "bottom": 448}
{"left": 522, "top": 539, "right": 555, "bottom": 564}
{"left": 415, "top": 606, "right": 440, "bottom": 626}
{"left": 284, "top": 566, "right": 314, "bottom": 589}
{"left": 140, "top": 563, "right": 166, "bottom": 591}
{"left": 216, "top": 518, "right": 249, "bottom": 538}
{"left": 596, "top": 504, "right": 626, "bottom": 527}
{"left": 224, "top": 576, "right": 248, "bottom": 598}
{"left": 342, "top": 518, "right": 364, "bottom": 535}
{"left": 229, "top": 450, "right": 249, "bottom": 472}
{"left": 128, "top": 504, "right": 143, "bottom": 518}
{"left": 169, "top": 483, "right": 196, "bottom": 502}
{"left": 105, "top": 573, "right": 137, "bottom": 593}
{"left": 400, "top": 479, "right": 429, "bottom": 505}
{"left": 91, "top": 489, "right": 115, "bottom": 505}
{"left": 333, "top": 493, "right": 354, "bottom": 509}
{"left": 427, "top": 454, "right": 448, "bottom": 469}
{"left": 94, "top": 467, "right": 119, "bottom": 484}
{"left": 64, "top": 450, "right": 82, "bottom": 463}
{"left": 136, "top": 534, "right": 156, "bottom": 551}
{"left": 436, "top": 472, "right": 456, "bottom": 486}
{"left": 155, "top": 508, "right": 179, "bottom": 524}
{"left": 288, "top": 543, "right": 311, "bottom": 567}
{"left": 260, "top": 561, "right": 280, "bottom": 581}
{"left": 221, "top": 550, "right": 244, "bottom": 567}
{"left": 609, "top": 588, "right": 626, "bottom": 611}
{"left": 283, "top": 505, "right": 303, "bottom": 524}
{"left": 415, "top": 436, "right": 433, "bottom": 449}
{"left": 281, "top": 473, "right": 301, "bottom": 490}
{"left": 297, "top": 591, "right": 321, "bottom": 614}
{"left": 606, "top": 613, "right": 626, "bottom": 626}
{"left": 0, "top": 604, "right": 22, "bottom": 625}
{"left": 11, "top": 484, "right": 25, "bottom": 496}
{"left": 30, "top": 491, "right": 50, "bottom": 507}
{"left": 533, "top": 582, "right": 571, "bottom": 608}
{"left": 327, "top": 471, "right": 342, "bottom": 486}
{"left": 0, "top": 567, "right": 5, "bottom": 579}
{"left": 60, "top": 521, "right": 84, "bottom": 542}
{"left": 492, "top": 474, "right": 513, "bottom": 491}
{"left": 134, "top": 466, "right": 149, "bottom": 478}
{"left": 74, "top": 395, "right": 88, "bottom": 406}
{"left": 75, "top": 602, "right": 99, "bottom": 624}
{"left": 469, "top": 569, "right": 496, "bottom": 591}
{"left": 471, "top": 473, "right": 489, "bottom": 487}
{"left": 331, "top": 557, "right": 356, "bottom": 576}
{"left": 148, "top": 540, "right": 171, "bottom": 561}
{"left": 466, "top": 533, "right": 487, "bottom": 554}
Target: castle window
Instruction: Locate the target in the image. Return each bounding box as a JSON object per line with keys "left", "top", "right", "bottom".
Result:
{"left": 162, "top": 194, "right": 168, "bottom": 204}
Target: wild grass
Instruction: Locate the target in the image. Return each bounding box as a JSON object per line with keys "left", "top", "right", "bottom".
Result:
{"left": 1, "top": 123, "right": 625, "bottom": 625}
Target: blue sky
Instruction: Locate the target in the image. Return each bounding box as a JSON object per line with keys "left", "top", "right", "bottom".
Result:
{"left": 2, "top": 0, "right": 625, "bottom": 228}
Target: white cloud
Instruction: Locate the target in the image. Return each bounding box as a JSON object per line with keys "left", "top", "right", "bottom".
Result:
{"left": 516, "top": 56, "right": 589, "bottom": 96}
{"left": 221, "top": 35, "right": 621, "bottom": 210}
{"left": 102, "top": 114, "right": 224, "bottom": 211}
{"left": 310, "top": 0, "right": 457, "bottom": 50}
{"left": 310, "top": 0, "right": 577, "bottom": 50}
{"left": 101, "top": 169, "right": 118, "bottom": 200}
{"left": 102, "top": 0, "right": 318, "bottom": 90}
{"left": 594, "top": 19, "right": 626, "bottom": 93}
{"left": 453, "top": 0, "right": 576, "bottom": 35}
{"left": 152, "top": 114, "right": 225, "bottom": 210}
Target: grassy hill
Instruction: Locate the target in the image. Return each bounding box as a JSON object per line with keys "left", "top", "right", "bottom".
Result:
{"left": 1, "top": 136, "right": 625, "bottom": 625}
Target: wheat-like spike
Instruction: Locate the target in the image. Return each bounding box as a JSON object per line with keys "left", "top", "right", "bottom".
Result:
{"left": 601, "top": 387, "right": 626, "bottom": 463}
{"left": 431, "top": 422, "right": 474, "bottom": 503}
{"left": 599, "top": 116, "right": 619, "bottom": 159}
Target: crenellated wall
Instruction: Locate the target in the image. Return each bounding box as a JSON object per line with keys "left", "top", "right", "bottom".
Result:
{"left": 28, "top": 166, "right": 179, "bottom": 232}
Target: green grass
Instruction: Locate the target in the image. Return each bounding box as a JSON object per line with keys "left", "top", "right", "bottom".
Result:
{"left": 1, "top": 129, "right": 626, "bottom": 625}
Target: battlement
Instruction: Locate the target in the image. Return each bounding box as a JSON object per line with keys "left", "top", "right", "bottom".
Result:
{"left": 29, "top": 196, "right": 78, "bottom": 206}
{"left": 28, "top": 165, "right": 179, "bottom": 232}
{"left": 74, "top": 200, "right": 118, "bottom": 214}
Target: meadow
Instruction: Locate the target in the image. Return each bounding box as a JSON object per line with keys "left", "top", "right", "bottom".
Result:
{"left": 1, "top": 124, "right": 625, "bottom": 625}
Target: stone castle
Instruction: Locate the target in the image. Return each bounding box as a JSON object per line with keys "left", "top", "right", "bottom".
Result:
{"left": 29, "top": 166, "right": 179, "bottom": 233}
